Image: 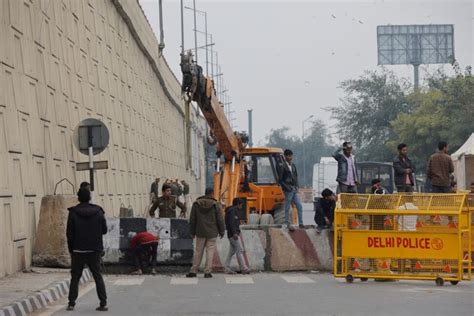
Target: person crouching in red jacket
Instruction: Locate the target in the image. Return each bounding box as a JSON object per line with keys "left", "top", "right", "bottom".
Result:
{"left": 130, "top": 232, "right": 159, "bottom": 275}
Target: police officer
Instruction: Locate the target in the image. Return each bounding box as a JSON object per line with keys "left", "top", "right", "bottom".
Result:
{"left": 149, "top": 184, "right": 186, "bottom": 218}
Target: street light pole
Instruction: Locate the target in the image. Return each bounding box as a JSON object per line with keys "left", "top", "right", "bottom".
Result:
{"left": 192, "top": 0, "right": 198, "bottom": 63}
{"left": 302, "top": 115, "right": 314, "bottom": 187}
{"left": 180, "top": 0, "right": 184, "bottom": 55}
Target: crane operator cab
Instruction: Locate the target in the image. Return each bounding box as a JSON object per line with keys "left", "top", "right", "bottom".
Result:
{"left": 236, "top": 148, "right": 292, "bottom": 225}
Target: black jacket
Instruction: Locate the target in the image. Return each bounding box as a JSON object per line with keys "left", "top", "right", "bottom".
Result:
{"left": 333, "top": 149, "right": 359, "bottom": 184}
{"left": 225, "top": 206, "right": 241, "bottom": 238}
{"left": 393, "top": 155, "right": 416, "bottom": 186}
{"left": 278, "top": 161, "right": 299, "bottom": 192}
{"left": 66, "top": 202, "right": 107, "bottom": 253}
{"left": 314, "top": 198, "right": 335, "bottom": 227}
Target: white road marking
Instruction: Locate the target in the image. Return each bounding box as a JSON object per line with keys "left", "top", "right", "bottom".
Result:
{"left": 225, "top": 276, "right": 254, "bottom": 284}
{"left": 170, "top": 277, "right": 199, "bottom": 285}
{"left": 401, "top": 287, "right": 464, "bottom": 294}
{"left": 33, "top": 282, "right": 96, "bottom": 316}
{"left": 281, "top": 275, "right": 316, "bottom": 284}
{"left": 114, "top": 278, "right": 145, "bottom": 286}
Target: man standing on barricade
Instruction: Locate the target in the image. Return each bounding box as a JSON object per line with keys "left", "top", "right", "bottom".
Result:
{"left": 427, "top": 141, "right": 454, "bottom": 193}
{"left": 278, "top": 149, "right": 305, "bottom": 231}
{"left": 333, "top": 142, "right": 359, "bottom": 193}
{"left": 393, "top": 144, "right": 416, "bottom": 193}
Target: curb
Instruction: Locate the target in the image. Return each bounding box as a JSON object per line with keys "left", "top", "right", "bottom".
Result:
{"left": 0, "top": 269, "right": 92, "bottom": 316}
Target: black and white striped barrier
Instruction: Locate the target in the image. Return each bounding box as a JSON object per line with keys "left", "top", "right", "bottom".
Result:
{"left": 103, "top": 218, "right": 193, "bottom": 265}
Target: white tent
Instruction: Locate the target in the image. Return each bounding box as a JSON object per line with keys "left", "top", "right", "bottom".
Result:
{"left": 451, "top": 133, "right": 474, "bottom": 190}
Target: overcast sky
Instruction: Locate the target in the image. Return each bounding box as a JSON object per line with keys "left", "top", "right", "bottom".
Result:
{"left": 139, "top": 0, "right": 473, "bottom": 145}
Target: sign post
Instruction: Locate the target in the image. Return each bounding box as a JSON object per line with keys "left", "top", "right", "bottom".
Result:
{"left": 73, "top": 119, "right": 110, "bottom": 192}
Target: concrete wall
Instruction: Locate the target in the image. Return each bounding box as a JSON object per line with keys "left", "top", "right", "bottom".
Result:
{"left": 0, "top": 0, "right": 207, "bottom": 277}
{"left": 99, "top": 218, "right": 334, "bottom": 273}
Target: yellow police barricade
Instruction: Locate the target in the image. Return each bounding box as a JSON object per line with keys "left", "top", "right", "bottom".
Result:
{"left": 334, "top": 193, "right": 472, "bottom": 286}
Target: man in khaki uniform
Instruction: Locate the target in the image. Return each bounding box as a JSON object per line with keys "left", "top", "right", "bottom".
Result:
{"left": 149, "top": 184, "right": 186, "bottom": 218}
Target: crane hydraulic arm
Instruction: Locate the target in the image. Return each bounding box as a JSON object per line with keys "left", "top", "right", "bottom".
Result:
{"left": 180, "top": 51, "right": 245, "bottom": 161}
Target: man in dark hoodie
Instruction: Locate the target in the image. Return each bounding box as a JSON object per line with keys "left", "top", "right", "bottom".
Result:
{"left": 66, "top": 188, "right": 108, "bottom": 312}
{"left": 314, "top": 189, "right": 336, "bottom": 233}
{"left": 224, "top": 198, "right": 250, "bottom": 274}
{"left": 186, "top": 188, "right": 225, "bottom": 278}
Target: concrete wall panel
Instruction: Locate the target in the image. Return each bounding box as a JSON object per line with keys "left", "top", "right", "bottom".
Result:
{"left": 0, "top": 0, "right": 207, "bottom": 277}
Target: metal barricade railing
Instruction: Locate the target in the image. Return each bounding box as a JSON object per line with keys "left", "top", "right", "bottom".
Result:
{"left": 334, "top": 193, "right": 472, "bottom": 286}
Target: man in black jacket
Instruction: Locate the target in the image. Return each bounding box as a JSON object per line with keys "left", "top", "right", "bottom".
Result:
{"left": 333, "top": 142, "right": 359, "bottom": 193}
{"left": 224, "top": 198, "right": 250, "bottom": 274}
{"left": 393, "top": 143, "right": 416, "bottom": 193}
{"left": 314, "top": 189, "right": 336, "bottom": 233}
{"left": 278, "top": 149, "right": 304, "bottom": 231}
{"left": 66, "top": 188, "right": 108, "bottom": 312}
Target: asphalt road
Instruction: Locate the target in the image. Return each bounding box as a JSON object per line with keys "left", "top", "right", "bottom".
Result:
{"left": 34, "top": 273, "right": 473, "bottom": 316}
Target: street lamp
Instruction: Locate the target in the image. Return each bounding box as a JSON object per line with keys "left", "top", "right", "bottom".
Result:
{"left": 302, "top": 115, "right": 314, "bottom": 187}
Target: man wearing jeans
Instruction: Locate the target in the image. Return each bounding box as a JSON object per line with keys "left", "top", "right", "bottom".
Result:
{"left": 333, "top": 142, "right": 359, "bottom": 193}
{"left": 224, "top": 198, "right": 250, "bottom": 274}
{"left": 278, "top": 149, "right": 304, "bottom": 231}
{"left": 186, "top": 188, "right": 225, "bottom": 278}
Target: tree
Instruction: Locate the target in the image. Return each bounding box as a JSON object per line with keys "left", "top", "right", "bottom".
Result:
{"left": 390, "top": 66, "right": 474, "bottom": 171}
{"left": 328, "top": 70, "right": 412, "bottom": 161}
{"left": 265, "top": 120, "right": 335, "bottom": 186}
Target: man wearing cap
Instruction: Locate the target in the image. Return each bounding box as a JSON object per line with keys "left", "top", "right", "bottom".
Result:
{"left": 149, "top": 184, "right": 186, "bottom": 218}
{"left": 333, "top": 142, "right": 359, "bottom": 193}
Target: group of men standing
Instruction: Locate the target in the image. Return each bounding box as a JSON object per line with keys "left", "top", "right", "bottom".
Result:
{"left": 331, "top": 140, "right": 454, "bottom": 194}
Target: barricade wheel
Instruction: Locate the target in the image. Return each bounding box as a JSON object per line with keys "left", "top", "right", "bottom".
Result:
{"left": 450, "top": 281, "right": 459, "bottom": 286}
{"left": 360, "top": 278, "right": 368, "bottom": 282}
{"left": 435, "top": 277, "right": 444, "bottom": 286}
{"left": 345, "top": 275, "right": 354, "bottom": 283}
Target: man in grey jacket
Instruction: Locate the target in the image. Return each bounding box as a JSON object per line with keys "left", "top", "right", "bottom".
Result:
{"left": 186, "top": 188, "right": 225, "bottom": 278}
{"left": 333, "top": 142, "right": 359, "bottom": 193}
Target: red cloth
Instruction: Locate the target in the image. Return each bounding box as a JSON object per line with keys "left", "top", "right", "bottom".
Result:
{"left": 131, "top": 232, "right": 159, "bottom": 249}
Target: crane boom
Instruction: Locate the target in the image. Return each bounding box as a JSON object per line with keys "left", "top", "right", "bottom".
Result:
{"left": 180, "top": 51, "right": 245, "bottom": 161}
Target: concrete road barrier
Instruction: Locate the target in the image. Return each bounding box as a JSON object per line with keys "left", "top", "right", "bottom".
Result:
{"left": 33, "top": 195, "right": 334, "bottom": 271}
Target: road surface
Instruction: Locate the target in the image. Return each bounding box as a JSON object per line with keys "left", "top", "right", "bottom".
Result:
{"left": 33, "top": 273, "right": 473, "bottom": 316}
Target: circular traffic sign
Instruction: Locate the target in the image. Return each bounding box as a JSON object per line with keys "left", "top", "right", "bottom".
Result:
{"left": 73, "top": 118, "right": 110, "bottom": 156}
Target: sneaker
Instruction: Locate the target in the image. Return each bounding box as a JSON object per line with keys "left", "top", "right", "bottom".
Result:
{"left": 186, "top": 272, "right": 197, "bottom": 278}
{"left": 225, "top": 269, "right": 237, "bottom": 274}
{"left": 150, "top": 269, "right": 157, "bottom": 275}
{"left": 288, "top": 225, "right": 295, "bottom": 232}
{"left": 96, "top": 305, "right": 108, "bottom": 312}
{"left": 316, "top": 227, "right": 322, "bottom": 234}
{"left": 131, "top": 269, "right": 143, "bottom": 275}
{"left": 66, "top": 305, "right": 74, "bottom": 311}
{"left": 204, "top": 273, "right": 213, "bottom": 278}
{"left": 299, "top": 224, "right": 305, "bottom": 229}
{"left": 241, "top": 270, "right": 251, "bottom": 275}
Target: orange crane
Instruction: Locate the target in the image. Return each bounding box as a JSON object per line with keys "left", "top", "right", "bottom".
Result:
{"left": 181, "top": 51, "right": 298, "bottom": 224}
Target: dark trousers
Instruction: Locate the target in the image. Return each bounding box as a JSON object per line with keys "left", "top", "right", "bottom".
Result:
{"left": 68, "top": 252, "right": 107, "bottom": 307}
{"left": 338, "top": 183, "right": 357, "bottom": 193}
{"left": 314, "top": 212, "right": 334, "bottom": 228}
{"left": 432, "top": 185, "right": 452, "bottom": 193}
{"left": 396, "top": 185, "right": 414, "bottom": 193}
{"left": 134, "top": 243, "right": 158, "bottom": 270}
